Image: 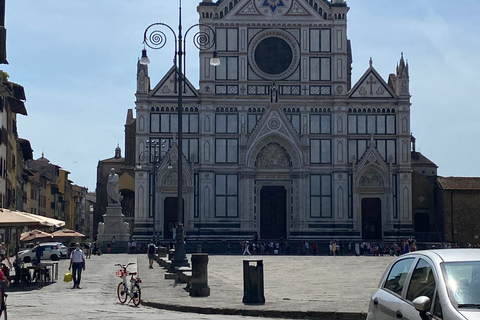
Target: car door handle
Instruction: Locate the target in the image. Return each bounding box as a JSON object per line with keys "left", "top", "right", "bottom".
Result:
{"left": 396, "top": 310, "right": 403, "bottom": 318}
{"left": 373, "top": 298, "right": 378, "bottom": 305}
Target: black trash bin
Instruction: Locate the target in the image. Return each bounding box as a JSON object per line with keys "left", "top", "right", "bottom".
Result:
{"left": 242, "top": 259, "right": 265, "bottom": 304}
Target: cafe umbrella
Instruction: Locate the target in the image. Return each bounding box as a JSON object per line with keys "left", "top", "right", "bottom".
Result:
{"left": 0, "top": 209, "right": 65, "bottom": 255}
{"left": 20, "top": 229, "right": 54, "bottom": 242}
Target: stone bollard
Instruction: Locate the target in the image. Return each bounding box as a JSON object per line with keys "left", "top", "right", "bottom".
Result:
{"left": 168, "top": 248, "right": 175, "bottom": 260}
{"left": 189, "top": 253, "right": 210, "bottom": 297}
{"left": 157, "top": 246, "right": 167, "bottom": 258}
{"left": 242, "top": 259, "right": 265, "bottom": 304}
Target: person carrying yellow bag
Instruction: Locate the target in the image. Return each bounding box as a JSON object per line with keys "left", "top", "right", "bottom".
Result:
{"left": 63, "top": 272, "right": 73, "bottom": 283}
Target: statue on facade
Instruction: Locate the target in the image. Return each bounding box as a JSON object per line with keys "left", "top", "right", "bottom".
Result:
{"left": 123, "top": 222, "right": 130, "bottom": 235}
{"left": 270, "top": 82, "right": 278, "bottom": 103}
{"left": 107, "top": 168, "right": 122, "bottom": 204}
{"left": 98, "top": 222, "right": 105, "bottom": 235}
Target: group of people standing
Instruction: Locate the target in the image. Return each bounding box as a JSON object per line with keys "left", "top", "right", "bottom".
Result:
{"left": 352, "top": 238, "right": 417, "bottom": 256}
{"left": 241, "top": 240, "right": 290, "bottom": 255}
{"left": 234, "top": 235, "right": 424, "bottom": 256}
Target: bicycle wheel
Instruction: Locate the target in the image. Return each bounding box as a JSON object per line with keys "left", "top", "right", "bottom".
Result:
{"left": 117, "top": 282, "right": 127, "bottom": 304}
{"left": 131, "top": 283, "right": 141, "bottom": 306}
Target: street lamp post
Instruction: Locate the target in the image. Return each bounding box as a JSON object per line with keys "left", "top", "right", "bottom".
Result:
{"left": 139, "top": 139, "right": 165, "bottom": 244}
{"left": 147, "top": 139, "right": 161, "bottom": 243}
{"left": 140, "top": 0, "right": 219, "bottom": 267}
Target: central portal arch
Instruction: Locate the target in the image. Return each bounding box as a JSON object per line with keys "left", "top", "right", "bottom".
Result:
{"left": 362, "top": 198, "right": 382, "bottom": 240}
{"left": 249, "top": 138, "right": 298, "bottom": 241}
{"left": 260, "top": 186, "right": 287, "bottom": 240}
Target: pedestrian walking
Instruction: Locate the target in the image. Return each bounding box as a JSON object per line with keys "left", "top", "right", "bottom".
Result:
{"left": 312, "top": 241, "right": 318, "bottom": 255}
{"left": 34, "top": 242, "right": 44, "bottom": 264}
{"left": 147, "top": 241, "right": 156, "bottom": 269}
{"left": 243, "top": 241, "right": 251, "bottom": 255}
{"left": 69, "top": 242, "right": 86, "bottom": 289}
{"left": 355, "top": 242, "right": 360, "bottom": 256}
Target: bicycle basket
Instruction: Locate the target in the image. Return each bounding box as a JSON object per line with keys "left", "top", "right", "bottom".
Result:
{"left": 116, "top": 269, "right": 129, "bottom": 278}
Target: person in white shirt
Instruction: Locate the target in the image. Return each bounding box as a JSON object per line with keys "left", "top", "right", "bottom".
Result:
{"left": 69, "top": 242, "right": 86, "bottom": 289}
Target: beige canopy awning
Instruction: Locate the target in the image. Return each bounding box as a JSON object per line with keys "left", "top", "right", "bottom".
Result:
{"left": 0, "top": 209, "right": 65, "bottom": 228}
{"left": 0, "top": 209, "right": 44, "bottom": 228}
{"left": 52, "top": 229, "right": 85, "bottom": 239}
{"left": 17, "top": 211, "right": 65, "bottom": 228}
{"left": 20, "top": 229, "right": 54, "bottom": 242}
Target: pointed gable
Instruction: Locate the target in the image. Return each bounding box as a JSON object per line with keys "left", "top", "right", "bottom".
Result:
{"left": 226, "top": 0, "right": 325, "bottom": 21}
{"left": 149, "top": 66, "right": 199, "bottom": 99}
{"left": 159, "top": 142, "right": 194, "bottom": 188}
{"left": 348, "top": 63, "right": 396, "bottom": 99}
{"left": 245, "top": 106, "right": 302, "bottom": 168}
{"left": 286, "top": 1, "right": 313, "bottom": 16}
{"left": 357, "top": 142, "right": 388, "bottom": 168}
{"left": 236, "top": 0, "right": 261, "bottom": 16}
{"left": 354, "top": 141, "right": 390, "bottom": 188}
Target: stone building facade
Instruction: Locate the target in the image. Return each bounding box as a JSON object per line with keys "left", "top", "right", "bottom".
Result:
{"left": 132, "top": 0, "right": 414, "bottom": 242}
{"left": 411, "top": 148, "right": 440, "bottom": 242}
{"left": 437, "top": 177, "right": 480, "bottom": 246}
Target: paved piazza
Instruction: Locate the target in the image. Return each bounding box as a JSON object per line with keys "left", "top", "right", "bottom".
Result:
{"left": 5, "top": 253, "right": 396, "bottom": 319}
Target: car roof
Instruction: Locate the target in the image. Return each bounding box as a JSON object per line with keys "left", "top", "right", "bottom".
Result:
{"left": 404, "top": 249, "right": 480, "bottom": 263}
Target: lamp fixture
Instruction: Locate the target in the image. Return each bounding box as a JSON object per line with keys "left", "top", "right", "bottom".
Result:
{"left": 210, "top": 51, "right": 220, "bottom": 66}
{"left": 140, "top": 48, "right": 150, "bottom": 65}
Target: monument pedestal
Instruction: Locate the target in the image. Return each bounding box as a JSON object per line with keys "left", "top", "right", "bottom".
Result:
{"left": 98, "top": 204, "right": 130, "bottom": 253}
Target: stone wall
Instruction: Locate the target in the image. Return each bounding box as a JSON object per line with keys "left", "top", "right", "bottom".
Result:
{"left": 440, "top": 189, "right": 480, "bottom": 245}
{"left": 411, "top": 171, "right": 441, "bottom": 239}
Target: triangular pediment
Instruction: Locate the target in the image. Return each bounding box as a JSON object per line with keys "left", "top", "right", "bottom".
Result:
{"left": 354, "top": 142, "right": 390, "bottom": 188}
{"left": 149, "top": 66, "right": 199, "bottom": 99}
{"left": 348, "top": 66, "right": 396, "bottom": 99}
{"left": 245, "top": 106, "right": 303, "bottom": 168}
{"left": 158, "top": 142, "right": 194, "bottom": 188}
{"left": 236, "top": 0, "right": 261, "bottom": 15}
{"left": 286, "top": 1, "right": 314, "bottom": 16}
{"left": 357, "top": 143, "right": 388, "bottom": 169}
{"left": 230, "top": 0, "right": 324, "bottom": 20}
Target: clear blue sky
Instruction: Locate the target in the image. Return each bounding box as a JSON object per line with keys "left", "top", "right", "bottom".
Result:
{"left": 4, "top": 0, "right": 480, "bottom": 191}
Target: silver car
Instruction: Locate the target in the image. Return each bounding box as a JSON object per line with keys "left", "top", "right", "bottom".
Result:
{"left": 367, "top": 249, "right": 480, "bottom": 320}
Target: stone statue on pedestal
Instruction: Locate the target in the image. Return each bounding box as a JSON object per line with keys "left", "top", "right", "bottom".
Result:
{"left": 107, "top": 168, "right": 122, "bottom": 204}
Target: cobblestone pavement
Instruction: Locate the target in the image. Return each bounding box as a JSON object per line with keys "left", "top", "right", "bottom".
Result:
{"left": 5, "top": 253, "right": 317, "bottom": 320}
{"left": 138, "top": 253, "right": 396, "bottom": 319}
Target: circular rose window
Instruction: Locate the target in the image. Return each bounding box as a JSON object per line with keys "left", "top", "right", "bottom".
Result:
{"left": 249, "top": 29, "right": 299, "bottom": 80}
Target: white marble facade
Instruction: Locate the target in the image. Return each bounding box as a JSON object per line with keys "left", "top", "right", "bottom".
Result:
{"left": 133, "top": 0, "right": 413, "bottom": 242}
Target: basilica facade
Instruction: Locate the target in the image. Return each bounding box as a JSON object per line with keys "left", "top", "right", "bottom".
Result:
{"left": 132, "top": 0, "right": 413, "bottom": 242}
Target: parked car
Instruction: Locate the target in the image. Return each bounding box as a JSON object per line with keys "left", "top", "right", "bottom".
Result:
{"left": 367, "top": 249, "right": 480, "bottom": 320}
{"left": 18, "top": 243, "right": 62, "bottom": 262}
{"left": 45, "top": 242, "right": 68, "bottom": 258}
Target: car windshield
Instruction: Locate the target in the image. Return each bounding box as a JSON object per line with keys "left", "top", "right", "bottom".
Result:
{"left": 442, "top": 261, "right": 480, "bottom": 307}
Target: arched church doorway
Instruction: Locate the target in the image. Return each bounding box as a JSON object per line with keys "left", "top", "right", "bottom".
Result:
{"left": 362, "top": 198, "right": 382, "bottom": 240}
{"left": 163, "top": 197, "right": 184, "bottom": 240}
{"left": 260, "top": 186, "right": 287, "bottom": 240}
